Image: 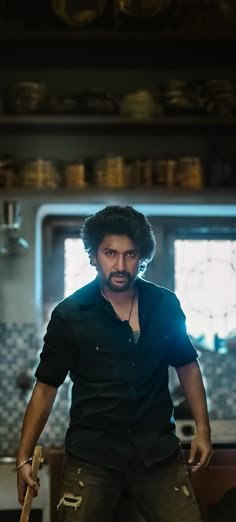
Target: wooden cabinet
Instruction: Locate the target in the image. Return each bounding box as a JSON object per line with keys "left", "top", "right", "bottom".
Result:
{"left": 189, "top": 449, "right": 236, "bottom": 522}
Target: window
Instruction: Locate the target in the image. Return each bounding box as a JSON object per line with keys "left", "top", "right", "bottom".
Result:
{"left": 174, "top": 238, "right": 236, "bottom": 351}
{"left": 64, "top": 238, "right": 96, "bottom": 297}
{"left": 42, "top": 214, "right": 94, "bottom": 323}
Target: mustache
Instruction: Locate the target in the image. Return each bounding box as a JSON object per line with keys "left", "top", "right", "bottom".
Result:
{"left": 109, "top": 272, "right": 131, "bottom": 279}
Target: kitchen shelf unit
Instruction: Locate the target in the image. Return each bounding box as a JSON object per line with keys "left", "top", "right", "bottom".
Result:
{"left": 0, "top": 27, "right": 236, "bottom": 200}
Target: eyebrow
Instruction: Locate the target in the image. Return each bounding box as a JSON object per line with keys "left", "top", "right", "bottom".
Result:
{"left": 103, "top": 248, "right": 138, "bottom": 254}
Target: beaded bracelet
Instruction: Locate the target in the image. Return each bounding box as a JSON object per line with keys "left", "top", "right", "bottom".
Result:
{"left": 15, "top": 457, "right": 32, "bottom": 471}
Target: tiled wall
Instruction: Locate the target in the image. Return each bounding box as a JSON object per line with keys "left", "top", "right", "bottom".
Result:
{"left": 198, "top": 349, "right": 236, "bottom": 419}
{"left": 0, "top": 323, "right": 69, "bottom": 456}
{"left": 1, "top": 323, "right": 236, "bottom": 455}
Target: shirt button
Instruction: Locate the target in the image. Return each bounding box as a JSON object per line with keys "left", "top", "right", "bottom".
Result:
{"left": 132, "top": 362, "right": 135, "bottom": 367}
{"left": 131, "top": 387, "right": 134, "bottom": 391}
{"left": 128, "top": 338, "right": 132, "bottom": 343}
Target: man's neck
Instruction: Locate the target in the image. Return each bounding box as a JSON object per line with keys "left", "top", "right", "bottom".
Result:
{"left": 101, "top": 284, "right": 136, "bottom": 305}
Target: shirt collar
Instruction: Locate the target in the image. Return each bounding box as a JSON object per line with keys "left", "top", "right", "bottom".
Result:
{"left": 58, "top": 275, "right": 165, "bottom": 320}
{"left": 77, "top": 275, "right": 164, "bottom": 309}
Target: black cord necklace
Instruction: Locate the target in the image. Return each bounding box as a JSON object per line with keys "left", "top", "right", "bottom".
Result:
{"left": 101, "top": 287, "right": 136, "bottom": 324}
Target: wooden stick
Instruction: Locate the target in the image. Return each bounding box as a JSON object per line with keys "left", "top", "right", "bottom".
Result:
{"left": 19, "top": 445, "right": 43, "bottom": 522}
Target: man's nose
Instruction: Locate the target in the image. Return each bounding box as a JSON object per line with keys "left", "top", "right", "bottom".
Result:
{"left": 116, "top": 255, "right": 126, "bottom": 271}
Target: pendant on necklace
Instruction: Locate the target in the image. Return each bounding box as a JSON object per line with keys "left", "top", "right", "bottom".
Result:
{"left": 101, "top": 287, "right": 136, "bottom": 324}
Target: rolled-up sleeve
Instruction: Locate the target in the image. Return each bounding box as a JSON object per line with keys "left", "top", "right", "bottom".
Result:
{"left": 167, "top": 295, "right": 198, "bottom": 367}
{"left": 35, "top": 308, "right": 76, "bottom": 387}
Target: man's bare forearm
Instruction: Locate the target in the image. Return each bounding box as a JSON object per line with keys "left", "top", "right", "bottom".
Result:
{"left": 17, "top": 381, "right": 58, "bottom": 464}
{"left": 176, "top": 360, "right": 213, "bottom": 469}
{"left": 175, "top": 360, "right": 211, "bottom": 432}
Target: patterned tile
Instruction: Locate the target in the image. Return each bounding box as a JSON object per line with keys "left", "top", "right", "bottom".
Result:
{"left": 0, "top": 323, "right": 69, "bottom": 455}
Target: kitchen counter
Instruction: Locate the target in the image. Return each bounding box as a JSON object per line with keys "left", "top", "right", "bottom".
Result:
{"left": 176, "top": 419, "right": 236, "bottom": 445}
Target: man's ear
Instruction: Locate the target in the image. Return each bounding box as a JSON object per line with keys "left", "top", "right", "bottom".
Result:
{"left": 91, "top": 256, "right": 97, "bottom": 267}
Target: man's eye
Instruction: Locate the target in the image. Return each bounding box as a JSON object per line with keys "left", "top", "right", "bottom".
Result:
{"left": 127, "top": 252, "right": 136, "bottom": 257}
{"left": 105, "top": 251, "right": 115, "bottom": 256}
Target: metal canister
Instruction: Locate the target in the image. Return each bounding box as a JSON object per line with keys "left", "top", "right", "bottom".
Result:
{"left": 153, "top": 159, "right": 176, "bottom": 187}
{"left": 64, "top": 163, "right": 86, "bottom": 188}
{"left": 94, "top": 155, "right": 126, "bottom": 188}
{"left": 175, "top": 157, "right": 204, "bottom": 189}
{"left": 0, "top": 158, "right": 17, "bottom": 188}
{"left": 20, "top": 159, "right": 60, "bottom": 189}
{"left": 141, "top": 159, "right": 153, "bottom": 187}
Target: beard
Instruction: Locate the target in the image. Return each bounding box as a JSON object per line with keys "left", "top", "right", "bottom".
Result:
{"left": 101, "top": 271, "right": 136, "bottom": 292}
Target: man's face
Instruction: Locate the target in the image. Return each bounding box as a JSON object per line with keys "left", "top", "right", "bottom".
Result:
{"left": 92, "top": 234, "right": 141, "bottom": 292}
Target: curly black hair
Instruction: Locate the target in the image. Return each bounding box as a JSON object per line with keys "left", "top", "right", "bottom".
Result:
{"left": 81, "top": 205, "right": 156, "bottom": 273}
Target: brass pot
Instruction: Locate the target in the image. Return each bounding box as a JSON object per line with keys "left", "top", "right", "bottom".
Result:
{"left": 117, "top": 0, "right": 172, "bottom": 17}
{"left": 51, "top": 0, "right": 107, "bottom": 27}
{"left": 9, "top": 82, "right": 47, "bottom": 114}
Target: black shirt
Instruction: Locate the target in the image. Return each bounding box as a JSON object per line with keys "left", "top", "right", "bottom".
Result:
{"left": 35, "top": 276, "right": 197, "bottom": 469}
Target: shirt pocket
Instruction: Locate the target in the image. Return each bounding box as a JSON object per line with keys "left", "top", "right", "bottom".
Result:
{"left": 79, "top": 340, "right": 122, "bottom": 382}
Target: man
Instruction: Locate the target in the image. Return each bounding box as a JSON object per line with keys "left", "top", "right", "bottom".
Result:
{"left": 16, "top": 205, "right": 213, "bottom": 522}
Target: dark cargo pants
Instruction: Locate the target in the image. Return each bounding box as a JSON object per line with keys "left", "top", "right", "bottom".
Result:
{"left": 57, "top": 447, "right": 203, "bottom": 522}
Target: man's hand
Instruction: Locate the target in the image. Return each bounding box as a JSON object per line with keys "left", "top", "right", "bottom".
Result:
{"left": 188, "top": 427, "right": 214, "bottom": 472}
{"left": 176, "top": 361, "right": 214, "bottom": 472}
{"left": 17, "top": 463, "right": 40, "bottom": 505}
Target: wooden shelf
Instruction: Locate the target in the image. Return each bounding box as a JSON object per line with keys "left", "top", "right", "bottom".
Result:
{"left": 0, "top": 115, "right": 236, "bottom": 135}
{"left": 1, "top": 187, "right": 236, "bottom": 206}
{"left": 1, "top": 28, "right": 236, "bottom": 40}
{"left": 0, "top": 30, "right": 236, "bottom": 68}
